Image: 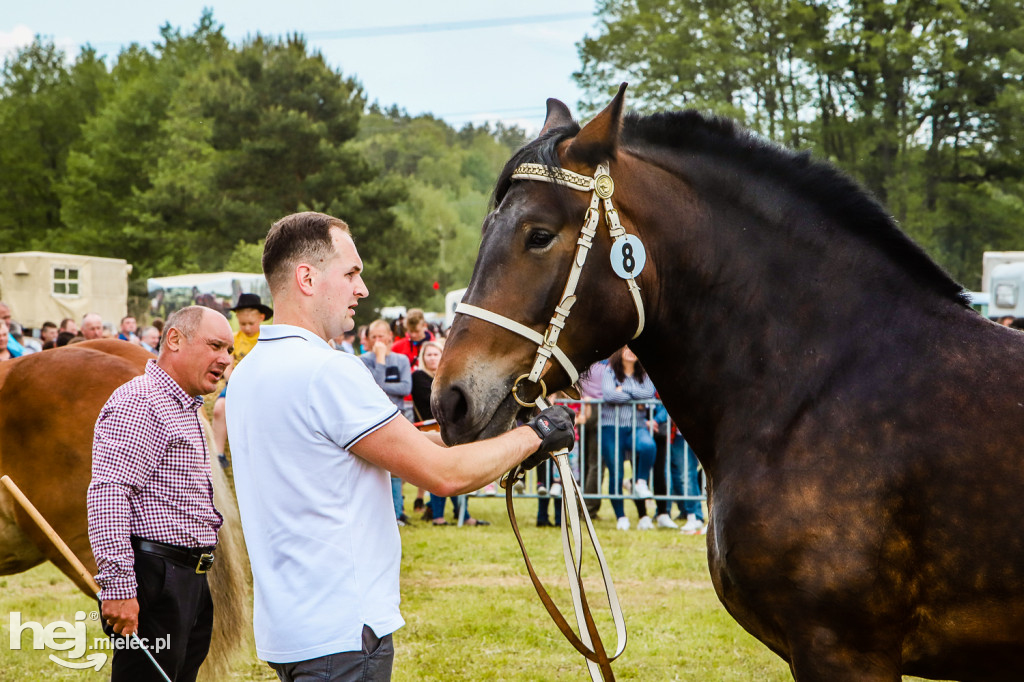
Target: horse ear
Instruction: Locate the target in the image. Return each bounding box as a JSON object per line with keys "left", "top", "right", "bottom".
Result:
{"left": 565, "top": 82, "right": 628, "bottom": 165}
{"left": 539, "top": 99, "right": 575, "bottom": 136}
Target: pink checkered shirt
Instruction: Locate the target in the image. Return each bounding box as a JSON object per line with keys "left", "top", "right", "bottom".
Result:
{"left": 88, "top": 359, "right": 222, "bottom": 601}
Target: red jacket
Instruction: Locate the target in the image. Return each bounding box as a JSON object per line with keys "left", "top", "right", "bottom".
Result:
{"left": 391, "top": 330, "right": 434, "bottom": 370}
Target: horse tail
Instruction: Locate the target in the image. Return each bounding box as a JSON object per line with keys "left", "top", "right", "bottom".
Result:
{"left": 199, "top": 424, "right": 252, "bottom": 680}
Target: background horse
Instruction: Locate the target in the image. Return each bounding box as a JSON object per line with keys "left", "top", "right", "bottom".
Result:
{"left": 0, "top": 339, "right": 249, "bottom": 679}
{"left": 432, "top": 86, "right": 1024, "bottom": 681}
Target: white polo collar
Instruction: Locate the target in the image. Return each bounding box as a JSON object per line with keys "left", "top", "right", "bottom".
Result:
{"left": 257, "top": 324, "right": 333, "bottom": 350}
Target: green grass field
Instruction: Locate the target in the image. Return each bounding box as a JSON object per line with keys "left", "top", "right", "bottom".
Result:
{"left": 0, "top": 496, "right": 797, "bottom": 681}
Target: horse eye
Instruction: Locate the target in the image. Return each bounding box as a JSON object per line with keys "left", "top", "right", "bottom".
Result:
{"left": 526, "top": 230, "right": 555, "bottom": 250}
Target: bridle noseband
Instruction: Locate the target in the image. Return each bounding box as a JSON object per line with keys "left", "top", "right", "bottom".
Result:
{"left": 456, "top": 161, "right": 646, "bottom": 405}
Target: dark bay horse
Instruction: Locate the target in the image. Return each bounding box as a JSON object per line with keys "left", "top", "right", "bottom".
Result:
{"left": 0, "top": 340, "right": 250, "bottom": 679}
{"left": 432, "top": 85, "right": 1024, "bottom": 681}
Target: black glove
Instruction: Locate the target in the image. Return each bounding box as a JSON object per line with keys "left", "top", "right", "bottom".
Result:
{"left": 521, "top": 405, "right": 576, "bottom": 470}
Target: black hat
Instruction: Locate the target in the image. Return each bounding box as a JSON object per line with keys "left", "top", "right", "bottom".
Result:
{"left": 231, "top": 293, "right": 273, "bottom": 319}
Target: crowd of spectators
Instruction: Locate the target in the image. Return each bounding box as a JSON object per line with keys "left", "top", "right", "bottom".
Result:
{"left": 0, "top": 301, "right": 164, "bottom": 358}
{"left": 1, "top": 298, "right": 712, "bottom": 533}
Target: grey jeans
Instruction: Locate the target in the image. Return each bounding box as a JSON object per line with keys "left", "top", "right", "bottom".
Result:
{"left": 269, "top": 625, "right": 394, "bottom": 682}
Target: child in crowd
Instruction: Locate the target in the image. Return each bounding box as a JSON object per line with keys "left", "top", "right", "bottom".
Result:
{"left": 213, "top": 293, "right": 273, "bottom": 467}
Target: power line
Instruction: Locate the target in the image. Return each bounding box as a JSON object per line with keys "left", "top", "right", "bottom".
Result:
{"left": 303, "top": 12, "right": 593, "bottom": 40}
{"left": 49, "top": 12, "right": 593, "bottom": 55}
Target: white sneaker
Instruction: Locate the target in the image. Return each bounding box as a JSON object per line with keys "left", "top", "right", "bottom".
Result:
{"left": 513, "top": 479, "right": 526, "bottom": 494}
{"left": 616, "top": 517, "right": 630, "bottom": 531}
{"left": 637, "top": 516, "right": 654, "bottom": 530}
{"left": 480, "top": 483, "right": 496, "bottom": 496}
{"left": 680, "top": 514, "right": 704, "bottom": 534}
{"left": 655, "top": 513, "right": 678, "bottom": 529}
{"left": 634, "top": 479, "right": 653, "bottom": 499}
{"left": 549, "top": 482, "right": 562, "bottom": 498}
{"left": 536, "top": 483, "right": 548, "bottom": 496}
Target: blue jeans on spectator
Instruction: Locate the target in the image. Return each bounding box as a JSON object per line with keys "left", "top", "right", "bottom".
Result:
{"left": 601, "top": 424, "right": 656, "bottom": 519}
{"left": 429, "top": 494, "right": 466, "bottom": 522}
{"left": 671, "top": 438, "right": 703, "bottom": 520}
{"left": 391, "top": 476, "right": 403, "bottom": 519}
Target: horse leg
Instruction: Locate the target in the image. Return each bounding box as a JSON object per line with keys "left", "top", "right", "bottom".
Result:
{"left": 0, "top": 490, "right": 44, "bottom": 575}
{"left": 787, "top": 629, "right": 901, "bottom": 682}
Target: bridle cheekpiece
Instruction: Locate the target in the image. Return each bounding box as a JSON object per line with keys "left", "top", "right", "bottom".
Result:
{"left": 456, "top": 161, "right": 646, "bottom": 406}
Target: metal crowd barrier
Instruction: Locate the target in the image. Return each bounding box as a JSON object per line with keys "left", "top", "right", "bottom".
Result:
{"left": 477, "top": 398, "right": 707, "bottom": 507}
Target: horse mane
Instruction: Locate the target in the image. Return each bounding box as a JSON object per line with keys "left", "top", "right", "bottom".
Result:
{"left": 620, "top": 110, "right": 969, "bottom": 305}
{"left": 493, "top": 109, "right": 966, "bottom": 305}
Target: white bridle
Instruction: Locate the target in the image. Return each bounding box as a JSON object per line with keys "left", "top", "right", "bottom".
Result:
{"left": 455, "top": 161, "right": 646, "bottom": 405}
{"left": 455, "top": 161, "right": 640, "bottom": 681}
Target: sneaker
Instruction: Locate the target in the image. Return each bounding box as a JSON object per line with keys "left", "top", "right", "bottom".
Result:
{"left": 637, "top": 516, "right": 654, "bottom": 530}
{"left": 634, "top": 479, "right": 653, "bottom": 499}
{"left": 655, "top": 513, "right": 678, "bottom": 529}
{"left": 513, "top": 479, "right": 526, "bottom": 494}
{"left": 537, "top": 483, "right": 548, "bottom": 496}
{"left": 481, "top": 483, "right": 497, "bottom": 496}
{"left": 549, "top": 482, "right": 562, "bottom": 498}
{"left": 616, "top": 516, "right": 631, "bottom": 531}
{"left": 680, "top": 514, "right": 704, "bottom": 534}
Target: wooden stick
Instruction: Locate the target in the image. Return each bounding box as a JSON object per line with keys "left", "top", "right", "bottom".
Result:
{"left": 1, "top": 475, "right": 173, "bottom": 682}
{"left": 1, "top": 475, "right": 100, "bottom": 594}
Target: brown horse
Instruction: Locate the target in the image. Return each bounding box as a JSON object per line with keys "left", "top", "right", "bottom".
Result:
{"left": 432, "top": 86, "right": 1024, "bottom": 681}
{"left": 0, "top": 339, "right": 249, "bottom": 679}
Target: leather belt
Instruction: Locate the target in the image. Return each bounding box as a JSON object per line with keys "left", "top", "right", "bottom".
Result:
{"left": 131, "top": 537, "right": 215, "bottom": 574}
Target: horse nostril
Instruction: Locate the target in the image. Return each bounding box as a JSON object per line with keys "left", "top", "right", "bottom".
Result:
{"left": 437, "top": 384, "right": 470, "bottom": 429}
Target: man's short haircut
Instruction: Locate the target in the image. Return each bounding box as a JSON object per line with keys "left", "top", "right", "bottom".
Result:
{"left": 41, "top": 321, "right": 57, "bottom": 330}
{"left": 161, "top": 306, "right": 208, "bottom": 348}
{"left": 368, "top": 319, "right": 391, "bottom": 336}
{"left": 121, "top": 315, "right": 135, "bottom": 324}
{"left": 406, "top": 308, "right": 425, "bottom": 329}
{"left": 263, "top": 211, "right": 351, "bottom": 292}
{"left": 59, "top": 318, "right": 75, "bottom": 331}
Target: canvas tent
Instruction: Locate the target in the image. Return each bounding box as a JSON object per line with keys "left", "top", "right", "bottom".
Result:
{"left": 0, "top": 251, "right": 131, "bottom": 330}
{"left": 147, "top": 271, "right": 271, "bottom": 321}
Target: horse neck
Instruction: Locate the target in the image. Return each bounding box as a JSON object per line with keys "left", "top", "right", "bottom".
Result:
{"left": 616, "top": 150, "right": 961, "bottom": 467}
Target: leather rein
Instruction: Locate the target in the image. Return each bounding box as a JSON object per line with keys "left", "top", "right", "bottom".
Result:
{"left": 456, "top": 161, "right": 646, "bottom": 681}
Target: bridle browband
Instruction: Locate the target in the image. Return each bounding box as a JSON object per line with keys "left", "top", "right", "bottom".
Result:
{"left": 455, "top": 161, "right": 643, "bottom": 681}
{"left": 456, "top": 161, "right": 645, "bottom": 407}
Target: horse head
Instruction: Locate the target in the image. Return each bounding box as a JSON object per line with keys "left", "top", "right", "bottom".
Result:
{"left": 433, "top": 85, "right": 650, "bottom": 444}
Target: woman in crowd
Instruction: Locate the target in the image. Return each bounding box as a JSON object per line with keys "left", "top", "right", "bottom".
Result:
{"left": 411, "top": 339, "right": 488, "bottom": 526}
{"left": 601, "top": 346, "right": 658, "bottom": 530}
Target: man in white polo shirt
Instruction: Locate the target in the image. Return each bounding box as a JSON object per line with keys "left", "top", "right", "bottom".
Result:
{"left": 227, "top": 211, "right": 574, "bottom": 681}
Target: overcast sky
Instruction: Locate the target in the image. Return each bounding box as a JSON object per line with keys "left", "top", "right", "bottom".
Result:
{"left": 1, "top": 1, "right": 601, "bottom": 133}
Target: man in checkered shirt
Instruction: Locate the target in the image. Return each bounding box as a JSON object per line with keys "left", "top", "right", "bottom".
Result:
{"left": 88, "top": 305, "right": 233, "bottom": 682}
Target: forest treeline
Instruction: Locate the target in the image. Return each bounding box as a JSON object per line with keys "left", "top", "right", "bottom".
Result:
{"left": 3, "top": 3, "right": 1022, "bottom": 317}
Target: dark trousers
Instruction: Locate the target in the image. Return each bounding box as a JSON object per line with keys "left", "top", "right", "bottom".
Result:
{"left": 654, "top": 434, "right": 670, "bottom": 517}
{"left": 582, "top": 418, "right": 602, "bottom": 515}
{"left": 270, "top": 625, "right": 394, "bottom": 681}
{"left": 109, "top": 550, "right": 214, "bottom": 682}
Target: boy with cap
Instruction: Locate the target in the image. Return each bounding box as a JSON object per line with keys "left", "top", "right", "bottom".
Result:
{"left": 212, "top": 293, "right": 273, "bottom": 466}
